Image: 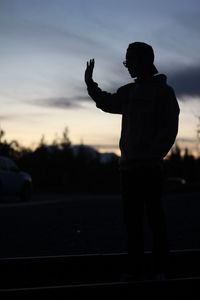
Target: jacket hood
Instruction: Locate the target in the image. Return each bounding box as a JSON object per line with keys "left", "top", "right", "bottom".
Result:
{"left": 152, "top": 74, "right": 167, "bottom": 84}
{"left": 135, "top": 73, "right": 167, "bottom": 85}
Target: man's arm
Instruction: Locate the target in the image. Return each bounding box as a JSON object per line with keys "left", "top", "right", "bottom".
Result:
{"left": 85, "top": 59, "right": 123, "bottom": 114}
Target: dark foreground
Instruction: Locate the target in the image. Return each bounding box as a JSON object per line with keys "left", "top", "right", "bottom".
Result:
{"left": 0, "top": 191, "right": 200, "bottom": 298}
{"left": 0, "top": 191, "right": 200, "bottom": 257}
{"left": 1, "top": 250, "right": 200, "bottom": 299}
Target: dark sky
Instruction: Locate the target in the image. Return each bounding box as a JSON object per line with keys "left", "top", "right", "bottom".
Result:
{"left": 0, "top": 0, "right": 200, "bottom": 153}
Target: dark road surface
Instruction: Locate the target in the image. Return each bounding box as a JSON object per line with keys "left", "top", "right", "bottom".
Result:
{"left": 0, "top": 191, "right": 200, "bottom": 258}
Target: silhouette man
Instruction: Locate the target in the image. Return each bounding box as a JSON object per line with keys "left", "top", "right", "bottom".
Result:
{"left": 85, "top": 42, "right": 179, "bottom": 280}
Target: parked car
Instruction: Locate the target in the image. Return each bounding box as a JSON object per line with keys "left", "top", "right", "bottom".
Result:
{"left": 165, "top": 176, "right": 186, "bottom": 192}
{"left": 0, "top": 156, "right": 32, "bottom": 201}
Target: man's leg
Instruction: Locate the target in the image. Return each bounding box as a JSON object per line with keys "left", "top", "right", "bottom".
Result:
{"left": 121, "top": 169, "right": 145, "bottom": 278}
{"left": 145, "top": 167, "right": 168, "bottom": 275}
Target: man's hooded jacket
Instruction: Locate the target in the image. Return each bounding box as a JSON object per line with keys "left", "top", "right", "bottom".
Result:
{"left": 87, "top": 74, "right": 180, "bottom": 169}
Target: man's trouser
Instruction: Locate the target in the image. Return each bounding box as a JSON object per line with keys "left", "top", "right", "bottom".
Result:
{"left": 121, "top": 163, "right": 168, "bottom": 276}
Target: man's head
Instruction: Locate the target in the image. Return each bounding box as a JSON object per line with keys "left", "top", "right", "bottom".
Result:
{"left": 124, "top": 42, "right": 158, "bottom": 78}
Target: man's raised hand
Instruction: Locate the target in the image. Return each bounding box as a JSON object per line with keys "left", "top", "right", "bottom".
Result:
{"left": 85, "top": 59, "right": 95, "bottom": 85}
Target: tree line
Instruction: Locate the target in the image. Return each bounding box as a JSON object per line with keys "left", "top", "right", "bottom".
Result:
{"left": 0, "top": 127, "right": 200, "bottom": 193}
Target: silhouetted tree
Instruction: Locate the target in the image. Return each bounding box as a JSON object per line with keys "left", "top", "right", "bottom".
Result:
{"left": 1, "top": 126, "right": 200, "bottom": 192}
{"left": 61, "top": 127, "right": 71, "bottom": 147}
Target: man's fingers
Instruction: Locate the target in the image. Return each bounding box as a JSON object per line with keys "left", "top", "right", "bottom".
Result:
{"left": 91, "top": 58, "right": 95, "bottom": 67}
{"left": 85, "top": 59, "right": 95, "bottom": 84}
{"left": 87, "top": 58, "right": 95, "bottom": 68}
{"left": 86, "top": 59, "right": 95, "bottom": 75}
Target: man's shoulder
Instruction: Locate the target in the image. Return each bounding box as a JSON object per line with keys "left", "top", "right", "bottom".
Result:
{"left": 156, "top": 81, "right": 179, "bottom": 110}
{"left": 158, "top": 83, "right": 176, "bottom": 98}
{"left": 153, "top": 74, "right": 176, "bottom": 94}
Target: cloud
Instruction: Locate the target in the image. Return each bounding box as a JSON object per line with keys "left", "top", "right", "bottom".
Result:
{"left": 175, "top": 9, "right": 200, "bottom": 36}
{"left": 168, "top": 64, "right": 200, "bottom": 98}
{"left": 0, "top": 113, "right": 47, "bottom": 122}
{"left": 31, "top": 96, "right": 90, "bottom": 109}
{"left": 0, "top": 114, "right": 18, "bottom": 121}
{"left": 0, "top": 17, "right": 109, "bottom": 58}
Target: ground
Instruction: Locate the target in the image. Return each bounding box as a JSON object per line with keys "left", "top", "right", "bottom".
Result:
{"left": 0, "top": 191, "right": 199, "bottom": 258}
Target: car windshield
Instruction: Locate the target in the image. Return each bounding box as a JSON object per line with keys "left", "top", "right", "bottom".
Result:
{"left": 6, "top": 159, "right": 19, "bottom": 171}
{"left": 0, "top": 157, "right": 19, "bottom": 171}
